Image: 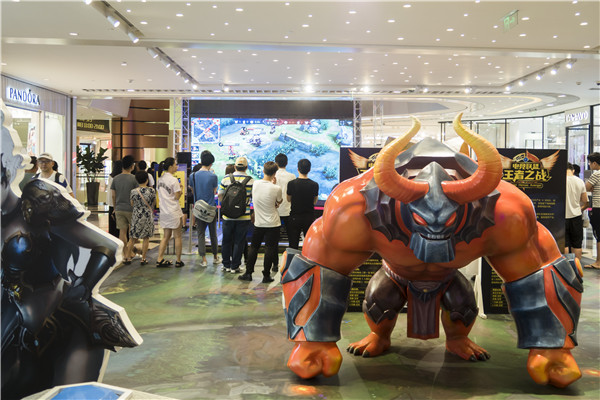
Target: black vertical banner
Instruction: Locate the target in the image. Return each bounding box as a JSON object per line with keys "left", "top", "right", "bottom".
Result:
{"left": 482, "top": 149, "right": 567, "bottom": 314}
{"left": 340, "top": 148, "right": 383, "bottom": 312}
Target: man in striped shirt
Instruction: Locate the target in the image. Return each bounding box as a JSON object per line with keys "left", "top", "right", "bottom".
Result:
{"left": 218, "top": 157, "right": 254, "bottom": 273}
{"left": 585, "top": 152, "right": 600, "bottom": 269}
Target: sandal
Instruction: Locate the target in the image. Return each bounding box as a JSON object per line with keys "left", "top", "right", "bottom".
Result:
{"left": 123, "top": 258, "right": 132, "bottom": 265}
{"left": 175, "top": 261, "right": 185, "bottom": 268}
{"left": 156, "top": 259, "right": 173, "bottom": 268}
{"left": 141, "top": 259, "right": 148, "bottom": 265}
{"left": 584, "top": 264, "right": 600, "bottom": 269}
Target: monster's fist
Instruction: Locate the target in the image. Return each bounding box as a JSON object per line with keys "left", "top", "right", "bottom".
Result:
{"left": 527, "top": 349, "right": 581, "bottom": 388}
{"left": 287, "top": 341, "right": 342, "bottom": 379}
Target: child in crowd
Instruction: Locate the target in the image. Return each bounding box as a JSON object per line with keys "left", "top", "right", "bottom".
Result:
{"left": 130, "top": 170, "right": 156, "bottom": 265}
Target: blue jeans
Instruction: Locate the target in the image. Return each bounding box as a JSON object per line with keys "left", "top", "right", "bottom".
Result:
{"left": 221, "top": 219, "right": 251, "bottom": 270}
{"left": 196, "top": 216, "right": 218, "bottom": 258}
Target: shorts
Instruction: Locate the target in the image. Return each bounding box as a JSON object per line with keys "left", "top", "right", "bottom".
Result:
{"left": 590, "top": 208, "right": 600, "bottom": 242}
{"left": 565, "top": 216, "right": 583, "bottom": 249}
{"left": 115, "top": 211, "right": 133, "bottom": 230}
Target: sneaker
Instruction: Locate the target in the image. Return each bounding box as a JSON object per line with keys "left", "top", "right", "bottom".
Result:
{"left": 238, "top": 273, "right": 252, "bottom": 281}
{"left": 221, "top": 265, "right": 230, "bottom": 272}
{"left": 213, "top": 256, "right": 222, "bottom": 264}
{"left": 230, "top": 268, "right": 242, "bottom": 274}
{"left": 200, "top": 260, "right": 208, "bottom": 267}
{"left": 262, "top": 276, "right": 275, "bottom": 284}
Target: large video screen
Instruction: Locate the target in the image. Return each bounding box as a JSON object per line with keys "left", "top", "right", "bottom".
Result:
{"left": 190, "top": 117, "right": 353, "bottom": 201}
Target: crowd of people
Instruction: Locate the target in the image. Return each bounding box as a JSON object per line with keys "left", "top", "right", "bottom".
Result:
{"left": 20, "top": 150, "right": 320, "bottom": 282}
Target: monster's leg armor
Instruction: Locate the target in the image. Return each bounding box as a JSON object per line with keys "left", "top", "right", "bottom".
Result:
{"left": 441, "top": 271, "right": 478, "bottom": 328}
{"left": 503, "top": 255, "right": 583, "bottom": 349}
{"left": 282, "top": 249, "right": 352, "bottom": 342}
{"left": 362, "top": 266, "right": 407, "bottom": 324}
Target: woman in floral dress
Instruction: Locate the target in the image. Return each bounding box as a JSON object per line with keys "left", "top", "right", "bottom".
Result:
{"left": 130, "top": 170, "right": 156, "bottom": 264}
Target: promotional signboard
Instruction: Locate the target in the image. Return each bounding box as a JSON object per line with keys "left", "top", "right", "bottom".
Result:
{"left": 339, "top": 147, "right": 383, "bottom": 312}
{"left": 482, "top": 148, "right": 567, "bottom": 314}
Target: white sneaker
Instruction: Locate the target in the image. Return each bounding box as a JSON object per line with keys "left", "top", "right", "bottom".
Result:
{"left": 221, "top": 265, "right": 231, "bottom": 272}
{"left": 213, "top": 256, "right": 222, "bottom": 264}
{"left": 201, "top": 260, "right": 208, "bottom": 267}
{"left": 230, "top": 268, "right": 242, "bottom": 274}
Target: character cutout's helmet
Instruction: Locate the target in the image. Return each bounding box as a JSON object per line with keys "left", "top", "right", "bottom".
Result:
{"left": 366, "top": 114, "right": 503, "bottom": 263}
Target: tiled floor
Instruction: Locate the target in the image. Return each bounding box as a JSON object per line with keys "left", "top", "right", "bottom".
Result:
{"left": 87, "top": 210, "right": 600, "bottom": 400}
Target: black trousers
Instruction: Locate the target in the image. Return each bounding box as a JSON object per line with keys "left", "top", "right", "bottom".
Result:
{"left": 246, "top": 226, "right": 280, "bottom": 277}
{"left": 287, "top": 213, "right": 315, "bottom": 249}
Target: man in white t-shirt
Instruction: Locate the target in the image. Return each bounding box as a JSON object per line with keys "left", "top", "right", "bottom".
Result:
{"left": 238, "top": 161, "right": 282, "bottom": 283}
{"left": 565, "top": 162, "right": 588, "bottom": 261}
{"left": 272, "top": 153, "right": 296, "bottom": 272}
{"left": 34, "top": 152, "right": 74, "bottom": 197}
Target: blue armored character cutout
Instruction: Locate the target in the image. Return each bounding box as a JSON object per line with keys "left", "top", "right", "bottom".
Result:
{"left": 1, "top": 100, "right": 142, "bottom": 399}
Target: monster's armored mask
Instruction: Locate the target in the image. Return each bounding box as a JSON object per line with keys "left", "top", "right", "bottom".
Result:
{"left": 365, "top": 114, "right": 503, "bottom": 263}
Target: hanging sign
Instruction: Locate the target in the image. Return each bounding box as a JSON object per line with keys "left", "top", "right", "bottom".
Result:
{"left": 77, "top": 119, "right": 110, "bottom": 133}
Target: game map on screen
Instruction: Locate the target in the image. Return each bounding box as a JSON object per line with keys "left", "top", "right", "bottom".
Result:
{"left": 190, "top": 117, "right": 353, "bottom": 200}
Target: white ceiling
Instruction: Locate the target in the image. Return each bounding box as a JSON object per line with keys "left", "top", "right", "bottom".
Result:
{"left": 1, "top": 0, "right": 599, "bottom": 122}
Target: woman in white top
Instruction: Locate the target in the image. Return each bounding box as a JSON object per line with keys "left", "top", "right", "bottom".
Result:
{"left": 156, "top": 157, "right": 184, "bottom": 268}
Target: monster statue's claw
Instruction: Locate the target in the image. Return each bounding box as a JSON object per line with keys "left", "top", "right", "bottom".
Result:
{"left": 362, "top": 351, "right": 370, "bottom": 358}
{"left": 469, "top": 355, "right": 477, "bottom": 362}
{"left": 478, "top": 352, "right": 490, "bottom": 361}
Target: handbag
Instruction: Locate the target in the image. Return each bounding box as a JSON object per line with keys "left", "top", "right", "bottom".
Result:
{"left": 193, "top": 199, "right": 217, "bottom": 223}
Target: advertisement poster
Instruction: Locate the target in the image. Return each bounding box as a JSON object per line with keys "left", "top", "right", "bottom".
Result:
{"left": 339, "top": 147, "right": 383, "bottom": 312}
{"left": 482, "top": 149, "right": 567, "bottom": 314}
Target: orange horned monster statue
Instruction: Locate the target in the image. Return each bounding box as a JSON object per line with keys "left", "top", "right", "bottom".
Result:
{"left": 281, "top": 113, "right": 582, "bottom": 388}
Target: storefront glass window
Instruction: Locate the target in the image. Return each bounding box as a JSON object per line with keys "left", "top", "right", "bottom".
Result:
{"left": 544, "top": 113, "right": 566, "bottom": 150}
{"left": 593, "top": 104, "right": 600, "bottom": 153}
{"left": 507, "top": 117, "right": 543, "bottom": 149}
{"left": 475, "top": 120, "right": 506, "bottom": 148}
{"left": 44, "top": 112, "right": 66, "bottom": 173}
{"left": 7, "top": 106, "right": 40, "bottom": 155}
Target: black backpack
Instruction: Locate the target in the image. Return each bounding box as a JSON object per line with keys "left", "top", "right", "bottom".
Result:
{"left": 221, "top": 174, "right": 251, "bottom": 219}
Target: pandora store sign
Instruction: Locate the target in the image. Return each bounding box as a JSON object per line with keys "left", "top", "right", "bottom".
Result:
{"left": 6, "top": 87, "right": 41, "bottom": 107}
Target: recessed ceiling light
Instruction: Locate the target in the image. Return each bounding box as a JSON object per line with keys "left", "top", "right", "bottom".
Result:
{"left": 436, "top": 38, "right": 440, "bottom": 41}
{"left": 284, "top": 35, "right": 289, "bottom": 39}
{"left": 575, "top": 12, "right": 580, "bottom": 16}
{"left": 558, "top": 94, "right": 566, "bottom": 97}
{"left": 553, "top": 35, "right": 558, "bottom": 38}
{"left": 521, "top": 17, "right": 530, "bottom": 21}
{"left": 347, "top": 58, "right": 353, "bottom": 61}
{"left": 492, "top": 39, "right": 496, "bottom": 43}
{"left": 140, "top": 21, "right": 148, "bottom": 25}
{"left": 176, "top": 13, "right": 183, "bottom": 17}
{"left": 186, "top": 3, "right": 191, "bottom": 6}
{"left": 424, "top": 62, "right": 429, "bottom": 65}
{"left": 387, "top": 19, "right": 395, "bottom": 23}
{"left": 251, "top": 53, "right": 257, "bottom": 56}
{"left": 121, "top": 61, "right": 127, "bottom": 66}
{"left": 493, "top": 25, "right": 498, "bottom": 29}
{"left": 403, "top": 4, "right": 411, "bottom": 8}
{"left": 217, "top": 50, "right": 223, "bottom": 54}
{"left": 288, "top": 76, "right": 292, "bottom": 79}
{"left": 146, "top": 78, "right": 152, "bottom": 82}
{"left": 69, "top": 32, "right": 78, "bottom": 36}
{"left": 127, "top": 89, "right": 135, "bottom": 92}
{"left": 446, "top": 28, "right": 454, "bottom": 32}
{"left": 366, "top": 30, "right": 371, "bottom": 33}
{"left": 584, "top": 45, "right": 590, "bottom": 48}
{"left": 182, "top": 49, "right": 188, "bottom": 52}
{"left": 224, "top": 22, "right": 229, "bottom": 25}
{"left": 519, "top": 33, "right": 526, "bottom": 37}
{"left": 212, "top": 5, "right": 217, "bottom": 8}
{"left": 248, "top": 28, "right": 252, "bottom": 31}
{"left": 580, "top": 22, "right": 588, "bottom": 26}
{"left": 210, "top": 33, "right": 215, "bottom": 36}
{"left": 464, "top": 13, "right": 468, "bottom": 17}
{"left": 349, "top": 10, "right": 356, "bottom": 14}
{"left": 243, "top": 69, "right": 248, "bottom": 72}
{"left": 191, "top": 55, "right": 197, "bottom": 58}
{"left": 302, "top": 24, "right": 309, "bottom": 28}
{"left": 308, "top": 14, "right": 313, "bottom": 18}
{"left": 273, "top": 59, "right": 279, "bottom": 62}
{"left": 167, "top": 26, "right": 171, "bottom": 30}
{"left": 345, "top": 21, "right": 350, "bottom": 24}
{"left": 322, "top": 38, "right": 327, "bottom": 42}
{"left": 236, "top": 8, "right": 243, "bottom": 12}
{"left": 126, "top": 9, "right": 131, "bottom": 13}
{"left": 285, "top": 2, "right": 290, "bottom": 5}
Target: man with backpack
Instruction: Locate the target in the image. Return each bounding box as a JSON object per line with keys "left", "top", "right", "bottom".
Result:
{"left": 34, "top": 152, "right": 74, "bottom": 197}
{"left": 218, "top": 156, "right": 254, "bottom": 274}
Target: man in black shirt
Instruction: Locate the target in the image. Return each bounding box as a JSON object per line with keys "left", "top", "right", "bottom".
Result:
{"left": 286, "top": 158, "right": 319, "bottom": 249}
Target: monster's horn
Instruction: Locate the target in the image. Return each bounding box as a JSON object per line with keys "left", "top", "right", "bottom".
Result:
{"left": 373, "top": 116, "right": 429, "bottom": 203}
{"left": 442, "top": 113, "right": 502, "bottom": 204}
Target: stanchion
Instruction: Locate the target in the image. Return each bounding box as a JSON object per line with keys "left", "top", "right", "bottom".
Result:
{"left": 183, "top": 204, "right": 196, "bottom": 255}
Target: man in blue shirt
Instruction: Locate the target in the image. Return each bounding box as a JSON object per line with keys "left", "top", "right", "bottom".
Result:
{"left": 190, "top": 150, "right": 219, "bottom": 267}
